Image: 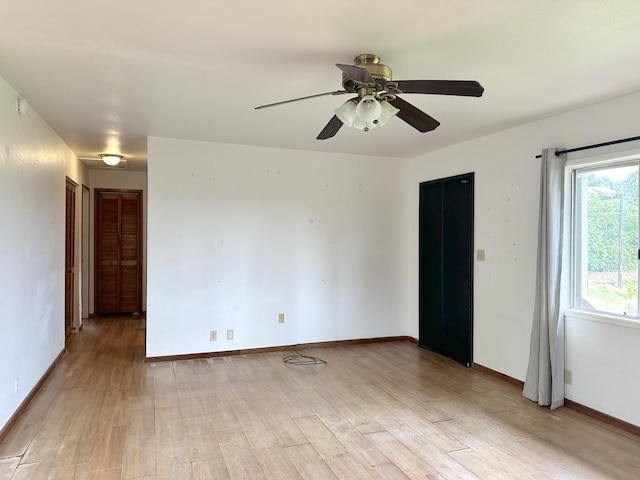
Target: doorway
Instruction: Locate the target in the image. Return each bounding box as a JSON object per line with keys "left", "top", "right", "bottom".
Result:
{"left": 419, "top": 173, "right": 474, "bottom": 366}
{"left": 95, "top": 189, "right": 143, "bottom": 315}
{"left": 65, "top": 178, "right": 77, "bottom": 337}
{"left": 81, "top": 185, "right": 90, "bottom": 324}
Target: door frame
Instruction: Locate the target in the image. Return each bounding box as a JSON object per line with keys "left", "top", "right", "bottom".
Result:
{"left": 94, "top": 188, "right": 143, "bottom": 315}
{"left": 418, "top": 172, "right": 474, "bottom": 366}
{"left": 81, "top": 184, "right": 90, "bottom": 327}
{"left": 65, "top": 177, "right": 78, "bottom": 337}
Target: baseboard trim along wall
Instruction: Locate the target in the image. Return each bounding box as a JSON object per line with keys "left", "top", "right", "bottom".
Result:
{"left": 472, "top": 362, "right": 525, "bottom": 388}
{"left": 562, "top": 399, "right": 640, "bottom": 437}
{"left": 145, "top": 336, "right": 419, "bottom": 363}
{"left": 472, "top": 362, "right": 640, "bottom": 437}
{"left": 0, "top": 348, "right": 66, "bottom": 444}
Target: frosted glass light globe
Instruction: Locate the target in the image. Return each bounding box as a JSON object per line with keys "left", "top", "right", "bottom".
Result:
{"left": 355, "top": 95, "right": 382, "bottom": 123}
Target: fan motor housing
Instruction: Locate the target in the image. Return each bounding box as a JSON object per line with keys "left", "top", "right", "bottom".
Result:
{"left": 355, "top": 54, "right": 392, "bottom": 83}
{"left": 357, "top": 54, "right": 392, "bottom": 80}
{"left": 342, "top": 54, "right": 393, "bottom": 92}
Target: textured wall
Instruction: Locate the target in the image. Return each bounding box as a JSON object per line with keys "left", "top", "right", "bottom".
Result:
{"left": 146, "top": 137, "right": 410, "bottom": 357}
{"left": 0, "top": 75, "right": 85, "bottom": 431}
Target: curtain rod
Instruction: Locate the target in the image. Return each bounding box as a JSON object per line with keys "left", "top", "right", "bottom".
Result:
{"left": 534, "top": 135, "right": 640, "bottom": 159}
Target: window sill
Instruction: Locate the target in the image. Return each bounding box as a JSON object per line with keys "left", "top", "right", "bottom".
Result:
{"left": 564, "top": 308, "right": 640, "bottom": 330}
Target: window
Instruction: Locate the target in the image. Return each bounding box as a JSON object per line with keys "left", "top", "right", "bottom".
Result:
{"left": 572, "top": 160, "right": 639, "bottom": 317}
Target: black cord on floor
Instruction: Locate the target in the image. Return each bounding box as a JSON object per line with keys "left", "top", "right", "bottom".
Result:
{"left": 283, "top": 348, "right": 327, "bottom": 366}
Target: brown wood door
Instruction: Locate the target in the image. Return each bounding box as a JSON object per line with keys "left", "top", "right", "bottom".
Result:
{"left": 65, "top": 179, "right": 76, "bottom": 336}
{"left": 95, "top": 190, "right": 142, "bottom": 314}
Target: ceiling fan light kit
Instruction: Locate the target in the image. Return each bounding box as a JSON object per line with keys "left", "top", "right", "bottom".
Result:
{"left": 335, "top": 96, "right": 399, "bottom": 131}
{"left": 256, "top": 54, "right": 484, "bottom": 140}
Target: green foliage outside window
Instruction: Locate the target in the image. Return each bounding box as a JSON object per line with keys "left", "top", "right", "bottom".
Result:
{"left": 586, "top": 172, "right": 639, "bottom": 272}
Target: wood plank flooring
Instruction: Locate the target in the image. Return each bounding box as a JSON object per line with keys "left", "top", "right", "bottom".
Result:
{"left": 1, "top": 316, "right": 639, "bottom": 479}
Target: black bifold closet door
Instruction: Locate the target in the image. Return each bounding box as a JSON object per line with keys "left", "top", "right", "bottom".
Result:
{"left": 419, "top": 173, "right": 474, "bottom": 367}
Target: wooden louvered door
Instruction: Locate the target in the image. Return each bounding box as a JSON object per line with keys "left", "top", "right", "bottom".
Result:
{"left": 65, "top": 178, "right": 77, "bottom": 336}
{"left": 95, "top": 190, "right": 142, "bottom": 314}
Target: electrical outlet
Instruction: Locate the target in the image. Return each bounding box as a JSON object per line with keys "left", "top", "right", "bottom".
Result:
{"left": 209, "top": 330, "right": 217, "bottom": 341}
{"left": 564, "top": 369, "right": 573, "bottom": 385}
{"left": 227, "top": 329, "right": 234, "bottom": 340}
{"left": 14, "top": 377, "right": 19, "bottom": 395}
{"left": 278, "top": 313, "right": 285, "bottom": 324}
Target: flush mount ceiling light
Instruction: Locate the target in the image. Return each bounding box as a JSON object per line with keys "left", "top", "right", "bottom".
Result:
{"left": 99, "top": 154, "right": 123, "bottom": 166}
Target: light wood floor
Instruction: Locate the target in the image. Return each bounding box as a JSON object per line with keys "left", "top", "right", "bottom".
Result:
{"left": 1, "top": 317, "right": 639, "bottom": 479}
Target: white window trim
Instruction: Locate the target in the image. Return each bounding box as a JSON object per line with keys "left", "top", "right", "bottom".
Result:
{"left": 564, "top": 307, "right": 640, "bottom": 330}
{"left": 566, "top": 144, "right": 640, "bottom": 327}
{"left": 565, "top": 145, "right": 640, "bottom": 169}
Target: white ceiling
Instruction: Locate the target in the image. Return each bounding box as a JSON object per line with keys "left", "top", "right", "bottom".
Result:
{"left": 2, "top": 1, "right": 640, "bottom": 171}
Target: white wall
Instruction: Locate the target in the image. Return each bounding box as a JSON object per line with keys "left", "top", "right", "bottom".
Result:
{"left": 88, "top": 169, "right": 147, "bottom": 314}
{"left": 147, "top": 137, "right": 410, "bottom": 357}
{"left": 0, "top": 75, "right": 86, "bottom": 431}
{"left": 409, "top": 91, "right": 640, "bottom": 427}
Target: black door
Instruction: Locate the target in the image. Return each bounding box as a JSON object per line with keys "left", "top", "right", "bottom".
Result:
{"left": 419, "top": 173, "right": 473, "bottom": 366}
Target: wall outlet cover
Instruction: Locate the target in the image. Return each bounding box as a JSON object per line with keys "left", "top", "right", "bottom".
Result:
{"left": 564, "top": 369, "right": 573, "bottom": 385}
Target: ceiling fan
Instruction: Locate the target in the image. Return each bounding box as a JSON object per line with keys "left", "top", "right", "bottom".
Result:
{"left": 255, "top": 54, "right": 484, "bottom": 140}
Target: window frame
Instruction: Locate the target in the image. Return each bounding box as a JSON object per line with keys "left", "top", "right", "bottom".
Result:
{"left": 565, "top": 146, "right": 640, "bottom": 328}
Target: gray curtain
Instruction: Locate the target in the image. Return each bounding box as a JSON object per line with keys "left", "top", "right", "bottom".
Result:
{"left": 523, "top": 148, "right": 567, "bottom": 410}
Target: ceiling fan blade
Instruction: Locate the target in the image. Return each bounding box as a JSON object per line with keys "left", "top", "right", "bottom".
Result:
{"left": 255, "top": 90, "right": 348, "bottom": 110}
{"left": 389, "top": 97, "right": 440, "bottom": 132}
{"left": 336, "top": 64, "right": 373, "bottom": 84}
{"left": 316, "top": 115, "right": 343, "bottom": 140}
{"left": 396, "top": 80, "right": 484, "bottom": 97}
